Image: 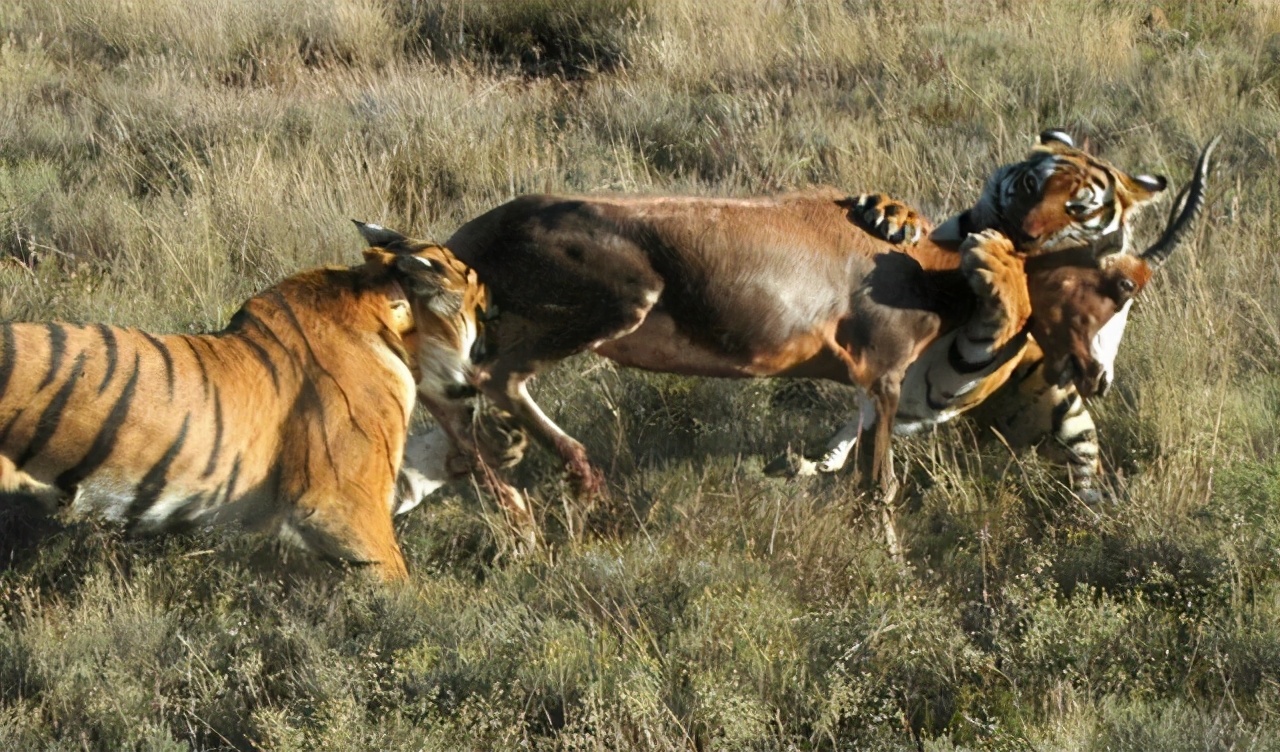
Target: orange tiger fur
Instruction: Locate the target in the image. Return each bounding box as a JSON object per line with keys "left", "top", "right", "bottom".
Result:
{"left": 0, "top": 243, "right": 484, "bottom": 581}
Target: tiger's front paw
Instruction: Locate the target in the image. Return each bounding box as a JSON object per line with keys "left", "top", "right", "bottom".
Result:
{"left": 851, "top": 193, "right": 928, "bottom": 245}
{"left": 959, "top": 229, "right": 1021, "bottom": 300}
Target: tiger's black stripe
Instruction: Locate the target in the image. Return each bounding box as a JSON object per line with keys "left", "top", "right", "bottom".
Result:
{"left": 0, "top": 411, "right": 22, "bottom": 448}
{"left": 269, "top": 290, "right": 363, "bottom": 429}
{"left": 226, "top": 311, "right": 284, "bottom": 392}
{"left": 266, "top": 292, "right": 314, "bottom": 357}
{"left": 57, "top": 353, "right": 142, "bottom": 491}
{"left": 96, "top": 324, "right": 118, "bottom": 395}
{"left": 140, "top": 331, "right": 175, "bottom": 400}
{"left": 39, "top": 323, "right": 67, "bottom": 391}
{"left": 201, "top": 386, "right": 223, "bottom": 478}
{"left": 242, "top": 310, "right": 296, "bottom": 365}
{"left": 222, "top": 453, "right": 242, "bottom": 506}
{"left": 180, "top": 336, "right": 211, "bottom": 400}
{"left": 1052, "top": 393, "right": 1084, "bottom": 425}
{"left": 0, "top": 325, "right": 15, "bottom": 397}
{"left": 19, "top": 351, "right": 88, "bottom": 467}
{"left": 127, "top": 412, "right": 191, "bottom": 523}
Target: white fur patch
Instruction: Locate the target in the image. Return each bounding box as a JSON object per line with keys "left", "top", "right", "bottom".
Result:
{"left": 817, "top": 394, "right": 877, "bottom": 473}
{"left": 1089, "top": 299, "right": 1132, "bottom": 390}
{"left": 395, "top": 429, "right": 452, "bottom": 515}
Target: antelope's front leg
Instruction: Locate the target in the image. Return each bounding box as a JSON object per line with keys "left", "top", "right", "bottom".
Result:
{"left": 868, "top": 375, "right": 904, "bottom": 564}
{"left": 419, "top": 391, "right": 538, "bottom": 541}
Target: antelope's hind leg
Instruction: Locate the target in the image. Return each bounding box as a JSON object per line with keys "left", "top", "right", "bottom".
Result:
{"left": 478, "top": 294, "right": 660, "bottom": 500}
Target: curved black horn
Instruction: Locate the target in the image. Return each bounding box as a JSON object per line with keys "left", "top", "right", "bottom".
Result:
{"left": 1141, "top": 135, "right": 1220, "bottom": 268}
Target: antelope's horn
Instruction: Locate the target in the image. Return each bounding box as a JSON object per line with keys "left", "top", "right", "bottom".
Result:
{"left": 1141, "top": 135, "right": 1220, "bottom": 268}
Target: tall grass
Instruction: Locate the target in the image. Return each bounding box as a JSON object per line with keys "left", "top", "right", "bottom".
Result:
{"left": 2, "top": 0, "right": 1280, "bottom": 748}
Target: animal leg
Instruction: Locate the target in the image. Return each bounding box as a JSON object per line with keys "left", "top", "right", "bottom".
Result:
{"left": 0, "top": 456, "right": 65, "bottom": 514}
{"left": 817, "top": 393, "right": 878, "bottom": 474}
{"left": 283, "top": 496, "right": 409, "bottom": 582}
{"left": 411, "top": 395, "right": 538, "bottom": 540}
{"left": 868, "top": 376, "right": 904, "bottom": 564}
{"left": 493, "top": 370, "right": 603, "bottom": 499}
{"left": 1039, "top": 386, "right": 1103, "bottom": 504}
{"left": 979, "top": 364, "right": 1104, "bottom": 504}
{"left": 847, "top": 193, "right": 931, "bottom": 246}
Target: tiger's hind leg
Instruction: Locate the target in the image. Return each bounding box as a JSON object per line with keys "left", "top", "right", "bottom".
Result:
{"left": 979, "top": 362, "right": 1104, "bottom": 504}
{"left": 1036, "top": 385, "right": 1103, "bottom": 503}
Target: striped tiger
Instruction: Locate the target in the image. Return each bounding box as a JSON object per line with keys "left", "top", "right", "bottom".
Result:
{"left": 0, "top": 238, "right": 487, "bottom": 580}
{"left": 793, "top": 131, "right": 1211, "bottom": 501}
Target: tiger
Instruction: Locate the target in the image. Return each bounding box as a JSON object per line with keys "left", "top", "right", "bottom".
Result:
{"left": 783, "top": 130, "right": 1195, "bottom": 501}
{"left": 0, "top": 232, "right": 489, "bottom": 581}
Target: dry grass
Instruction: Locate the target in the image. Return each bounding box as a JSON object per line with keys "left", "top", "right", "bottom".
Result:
{"left": 2, "top": 0, "right": 1280, "bottom": 748}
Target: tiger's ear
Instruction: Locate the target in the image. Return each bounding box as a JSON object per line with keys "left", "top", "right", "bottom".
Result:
{"left": 1039, "top": 129, "right": 1075, "bottom": 148}
{"left": 353, "top": 220, "right": 420, "bottom": 255}
{"left": 1119, "top": 172, "right": 1168, "bottom": 206}
{"left": 396, "top": 254, "right": 463, "bottom": 316}
{"left": 394, "top": 253, "right": 446, "bottom": 290}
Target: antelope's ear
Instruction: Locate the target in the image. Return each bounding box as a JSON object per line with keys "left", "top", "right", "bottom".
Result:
{"left": 353, "top": 220, "right": 417, "bottom": 253}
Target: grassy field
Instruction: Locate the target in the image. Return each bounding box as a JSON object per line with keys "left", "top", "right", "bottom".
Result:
{"left": 2, "top": 0, "right": 1280, "bottom": 748}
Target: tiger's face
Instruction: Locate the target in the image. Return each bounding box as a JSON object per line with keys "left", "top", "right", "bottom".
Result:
{"left": 356, "top": 223, "right": 490, "bottom": 403}
{"left": 951, "top": 130, "right": 1169, "bottom": 254}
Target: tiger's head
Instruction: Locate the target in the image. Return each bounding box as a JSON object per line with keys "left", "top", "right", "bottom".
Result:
{"left": 354, "top": 221, "right": 491, "bottom": 402}
{"left": 934, "top": 130, "right": 1169, "bottom": 254}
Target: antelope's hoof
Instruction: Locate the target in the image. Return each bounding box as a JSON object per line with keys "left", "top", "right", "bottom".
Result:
{"left": 475, "top": 407, "right": 529, "bottom": 469}
{"left": 764, "top": 449, "right": 819, "bottom": 478}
